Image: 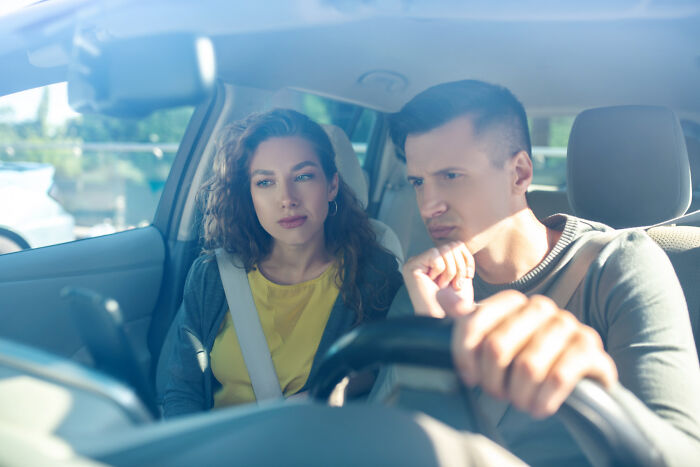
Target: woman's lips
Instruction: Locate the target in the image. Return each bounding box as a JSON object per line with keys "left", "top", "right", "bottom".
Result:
{"left": 428, "top": 225, "right": 455, "bottom": 238}
{"left": 278, "top": 216, "right": 307, "bottom": 229}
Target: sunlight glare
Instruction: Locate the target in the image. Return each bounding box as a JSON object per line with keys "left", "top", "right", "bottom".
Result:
{"left": 0, "top": 0, "right": 39, "bottom": 17}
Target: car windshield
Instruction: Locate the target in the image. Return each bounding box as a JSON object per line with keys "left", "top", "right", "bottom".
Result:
{"left": 0, "top": 82, "right": 194, "bottom": 252}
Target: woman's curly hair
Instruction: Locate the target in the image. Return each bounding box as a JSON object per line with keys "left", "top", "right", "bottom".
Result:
{"left": 199, "top": 108, "right": 390, "bottom": 322}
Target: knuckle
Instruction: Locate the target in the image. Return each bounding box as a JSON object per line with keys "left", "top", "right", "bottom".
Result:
{"left": 482, "top": 338, "right": 508, "bottom": 367}
{"left": 551, "top": 311, "right": 578, "bottom": 333}
{"left": 571, "top": 325, "right": 602, "bottom": 350}
{"left": 513, "top": 357, "right": 542, "bottom": 382}
{"left": 583, "top": 327, "right": 604, "bottom": 348}
{"left": 437, "top": 244, "right": 452, "bottom": 255}
{"left": 550, "top": 313, "right": 570, "bottom": 329}
{"left": 549, "top": 367, "right": 570, "bottom": 388}
{"left": 528, "top": 294, "right": 557, "bottom": 311}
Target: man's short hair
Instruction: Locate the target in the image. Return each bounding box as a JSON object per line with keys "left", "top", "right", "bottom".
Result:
{"left": 389, "top": 80, "right": 532, "bottom": 166}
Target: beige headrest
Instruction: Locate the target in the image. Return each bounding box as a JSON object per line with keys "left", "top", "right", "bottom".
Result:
{"left": 323, "top": 124, "right": 368, "bottom": 208}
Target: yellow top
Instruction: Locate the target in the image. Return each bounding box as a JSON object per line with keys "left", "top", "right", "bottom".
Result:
{"left": 211, "top": 263, "right": 339, "bottom": 407}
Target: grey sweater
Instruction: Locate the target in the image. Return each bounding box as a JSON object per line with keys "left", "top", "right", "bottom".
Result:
{"left": 382, "top": 214, "right": 700, "bottom": 466}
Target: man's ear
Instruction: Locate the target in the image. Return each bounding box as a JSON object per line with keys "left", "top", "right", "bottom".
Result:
{"left": 328, "top": 172, "right": 339, "bottom": 200}
{"left": 510, "top": 150, "right": 533, "bottom": 195}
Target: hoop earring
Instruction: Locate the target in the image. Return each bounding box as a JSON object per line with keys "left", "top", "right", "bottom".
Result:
{"left": 328, "top": 200, "right": 338, "bottom": 217}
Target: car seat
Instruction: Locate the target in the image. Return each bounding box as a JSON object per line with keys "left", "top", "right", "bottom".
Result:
{"left": 375, "top": 139, "right": 434, "bottom": 259}
{"left": 567, "top": 105, "right": 700, "bottom": 359}
{"left": 682, "top": 123, "right": 700, "bottom": 213}
{"left": 526, "top": 189, "right": 572, "bottom": 220}
{"left": 322, "top": 124, "right": 404, "bottom": 265}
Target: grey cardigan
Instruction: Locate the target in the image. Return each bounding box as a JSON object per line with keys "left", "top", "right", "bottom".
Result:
{"left": 161, "top": 246, "right": 402, "bottom": 418}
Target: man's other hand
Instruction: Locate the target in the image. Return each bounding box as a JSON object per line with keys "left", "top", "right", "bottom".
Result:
{"left": 442, "top": 289, "right": 618, "bottom": 418}
{"left": 402, "top": 242, "right": 475, "bottom": 317}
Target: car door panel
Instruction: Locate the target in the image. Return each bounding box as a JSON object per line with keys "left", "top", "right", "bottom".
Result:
{"left": 0, "top": 226, "right": 165, "bottom": 367}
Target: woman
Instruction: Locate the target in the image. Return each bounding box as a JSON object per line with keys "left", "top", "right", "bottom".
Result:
{"left": 161, "top": 109, "right": 402, "bottom": 417}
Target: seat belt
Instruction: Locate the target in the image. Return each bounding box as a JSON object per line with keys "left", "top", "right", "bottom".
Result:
{"left": 546, "top": 230, "right": 622, "bottom": 309}
{"left": 215, "top": 248, "right": 283, "bottom": 402}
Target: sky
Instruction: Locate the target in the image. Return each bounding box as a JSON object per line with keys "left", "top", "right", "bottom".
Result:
{"left": 0, "top": 82, "right": 80, "bottom": 125}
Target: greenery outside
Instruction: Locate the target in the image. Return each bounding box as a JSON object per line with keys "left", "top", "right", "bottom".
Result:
{"left": 1, "top": 85, "right": 194, "bottom": 231}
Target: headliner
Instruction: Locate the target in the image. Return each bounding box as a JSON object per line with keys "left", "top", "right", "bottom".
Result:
{"left": 1, "top": 0, "right": 699, "bottom": 119}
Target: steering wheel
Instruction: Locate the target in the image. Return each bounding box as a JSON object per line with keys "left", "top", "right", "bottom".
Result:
{"left": 309, "top": 316, "right": 664, "bottom": 467}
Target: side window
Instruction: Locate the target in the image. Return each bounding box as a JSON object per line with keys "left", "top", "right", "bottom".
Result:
{"left": 529, "top": 116, "right": 575, "bottom": 189}
{"left": 0, "top": 82, "right": 194, "bottom": 254}
{"left": 295, "top": 94, "right": 379, "bottom": 167}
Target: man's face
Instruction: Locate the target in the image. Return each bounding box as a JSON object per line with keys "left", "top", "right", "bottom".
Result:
{"left": 405, "top": 115, "right": 517, "bottom": 254}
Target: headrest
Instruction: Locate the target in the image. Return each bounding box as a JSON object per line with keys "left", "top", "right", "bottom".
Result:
{"left": 323, "top": 124, "right": 368, "bottom": 208}
{"left": 567, "top": 106, "right": 691, "bottom": 228}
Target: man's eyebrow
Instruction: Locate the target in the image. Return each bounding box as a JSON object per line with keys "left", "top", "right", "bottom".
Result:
{"left": 406, "top": 175, "right": 422, "bottom": 181}
{"left": 433, "top": 167, "right": 465, "bottom": 175}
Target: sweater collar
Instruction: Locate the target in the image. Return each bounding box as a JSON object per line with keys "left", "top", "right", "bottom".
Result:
{"left": 473, "top": 214, "right": 583, "bottom": 298}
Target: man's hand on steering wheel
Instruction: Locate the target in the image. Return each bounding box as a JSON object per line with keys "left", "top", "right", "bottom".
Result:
{"left": 404, "top": 242, "right": 618, "bottom": 420}
{"left": 439, "top": 286, "right": 618, "bottom": 419}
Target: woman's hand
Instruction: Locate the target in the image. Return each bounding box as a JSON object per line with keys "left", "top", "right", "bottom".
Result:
{"left": 442, "top": 289, "right": 618, "bottom": 419}
{"left": 402, "top": 242, "right": 475, "bottom": 318}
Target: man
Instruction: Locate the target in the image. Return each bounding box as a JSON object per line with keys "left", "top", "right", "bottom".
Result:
{"left": 385, "top": 80, "right": 700, "bottom": 464}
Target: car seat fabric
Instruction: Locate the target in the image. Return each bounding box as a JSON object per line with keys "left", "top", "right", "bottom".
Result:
{"left": 323, "top": 124, "right": 404, "bottom": 264}
{"left": 567, "top": 105, "right": 700, "bottom": 359}
{"left": 323, "top": 124, "right": 369, "bottom": 209}
{"left": 526, "top": 190, "right": 572, "bottom": 221}
{"left": 684, "top": 134, "right": 700, "bottom": 212}
{"left": 645, "top": 226, "right": 700, "bottom": 360}
{"left": 376, "top": 153, "right": 434, "bottom": 259}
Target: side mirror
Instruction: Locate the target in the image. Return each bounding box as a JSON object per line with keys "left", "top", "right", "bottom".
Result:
{"left": 68, "top": 31, "right": 216, "bottom": 117}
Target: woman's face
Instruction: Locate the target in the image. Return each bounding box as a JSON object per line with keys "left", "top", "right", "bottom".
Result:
{"left": 249, "top": 136, "right": 338, "bottom": 249}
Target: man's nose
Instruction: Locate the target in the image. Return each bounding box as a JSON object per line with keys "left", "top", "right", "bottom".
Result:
{"left": 418, "top": 184, "right": 447, "bottom": 219}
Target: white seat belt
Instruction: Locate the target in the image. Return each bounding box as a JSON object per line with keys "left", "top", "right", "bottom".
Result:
{"left": 215, "top": 248, "right": 283, "bottom": 402}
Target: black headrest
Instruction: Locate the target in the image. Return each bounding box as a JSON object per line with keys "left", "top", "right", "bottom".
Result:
{"left": 567, "top": 106, "right": 691, "bottom": 228}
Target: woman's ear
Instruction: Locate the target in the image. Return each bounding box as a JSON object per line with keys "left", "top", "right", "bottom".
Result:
{"left": 328, "top": 172, "right": 339, "bottom": 200}
{"left": 510, "top": 150, "right": 533, "bottom": 195}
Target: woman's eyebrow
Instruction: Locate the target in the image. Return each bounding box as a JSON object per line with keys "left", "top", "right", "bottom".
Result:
{"left": 250, "top": 169, "right": 274, "bottom": 176}
{"left": 291, "top": 161, "right": 320, "bottom": 171}
{"left": 251, "top": 161, "right": 319, "bottom": 176}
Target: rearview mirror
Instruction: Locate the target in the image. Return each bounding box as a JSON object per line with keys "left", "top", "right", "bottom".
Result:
{"left": 68, "top": 32, "right": 216, "bottom": 117}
